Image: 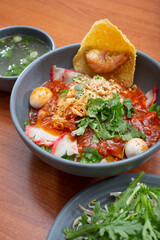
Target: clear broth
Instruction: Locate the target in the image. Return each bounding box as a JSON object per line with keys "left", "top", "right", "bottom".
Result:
{"left": 0, "top": 35, "right": 51, "bottom": 76}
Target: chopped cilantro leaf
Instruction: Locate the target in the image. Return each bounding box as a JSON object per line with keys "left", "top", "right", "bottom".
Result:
{"left": 0, "top": 46, "right": 13, "bottom": 59}
{"left": 121, "top": 124, "right": 146, "bottom": 141}
{"left": 40, "top": 145, "right": 52, "bottom": 153}
{"left": 24, "top": 36, "right": 30, "bottom": 44}
{"left": 59, "top": 89, "right": 69, "bottom": 97}
{"left": 72, "top": 95, "right": 146, "bottom": 141}
{"left": 72, "top": 118, "right": 91, "bottom": 136}
{"left": 93, "top": 75, "right": 101, "bottom": 79}
{"left": 81, "top": 147, "right": 103, "bottom": 163}
{"left": 62, "top": 153, "right": 75, "bottom": 161}
{"left": 123, "top": 98, "right": 136, "bottom": 118}
{"left": 24, "top": 121, "right": 30, "bottom": 126}
{"left": 5, "top": 64, "right": 22, "bottom": 76}
{"left": 72, "top": 74, "right": 84, "bottom": 81}
{"left": 148, "top": 103, "right": 160, "bottom": 117}
{"left": 92, "top": 135, "right": 99, "bottom": 143}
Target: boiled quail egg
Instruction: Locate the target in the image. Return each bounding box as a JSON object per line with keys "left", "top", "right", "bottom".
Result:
{"left": 30, "top": 87, "right": 53, "bottom": 109}
{"left": 125, "top": 138, "right": 148, "bottom": 158}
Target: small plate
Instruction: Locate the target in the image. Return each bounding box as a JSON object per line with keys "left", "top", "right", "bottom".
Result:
{"left": 47, "top": 173, "right": 160, "bottom": 240}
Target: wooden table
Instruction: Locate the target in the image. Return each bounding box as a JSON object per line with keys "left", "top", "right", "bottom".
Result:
{"left": 0, "top": 0, "right": 160, "bottom": 239}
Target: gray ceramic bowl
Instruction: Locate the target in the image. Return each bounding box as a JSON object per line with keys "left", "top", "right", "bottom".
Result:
{"left": 0, "top": 25, "right": 55, "bottom": 92}
{"left": 10, "top": 43, "right": 160, "bottom": 177}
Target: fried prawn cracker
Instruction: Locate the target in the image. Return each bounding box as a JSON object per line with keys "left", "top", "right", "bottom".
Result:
{"left": 73, "top": 19, "right": 136, "bottom": 87}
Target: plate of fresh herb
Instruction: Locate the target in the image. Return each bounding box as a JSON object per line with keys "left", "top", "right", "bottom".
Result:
{"left": 47, "top": 172, "right": 160, "bottom": 240}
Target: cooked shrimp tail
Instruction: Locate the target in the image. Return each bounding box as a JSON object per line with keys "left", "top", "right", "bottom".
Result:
{"left": 86, "top": 49, "right": 128, "bottom": 73}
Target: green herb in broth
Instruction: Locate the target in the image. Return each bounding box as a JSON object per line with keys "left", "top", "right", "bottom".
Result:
{"left": 5, "top": 64, "right": 22, "bottom": 76}
{"left": 0, "top": 46, "right": 13, "bottom": 59}
{"left": 24, "top": 36, "right": 30, "bottom": 44}
{"left": 0, "top": 34, "right": 51, "bottom": 77}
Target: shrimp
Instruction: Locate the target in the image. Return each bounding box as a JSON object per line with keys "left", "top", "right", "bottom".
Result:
{"left": 86, "top": 49, "right": 128, "bottom": 73}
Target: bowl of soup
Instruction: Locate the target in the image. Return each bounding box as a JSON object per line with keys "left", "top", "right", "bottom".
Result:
{"left": 10, "top": 43, "right": 160, "bottom": 177}
{"left": 0, "top": 25, "right": 55, "bottom": 92}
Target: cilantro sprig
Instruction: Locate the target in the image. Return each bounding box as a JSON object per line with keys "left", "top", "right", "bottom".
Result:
{"left": 62, "top": 153, "right": 75, "bottom": 161}
{"left": 24, "top": 121, "right": 30, "bottom": 126}
{"left": 59, "top": 89, "right": 69, "bottom": 97}
{"left": 80, "top": 147, "right": 103, "bottom": 163}
{"left": 40, "top": 145, "right": 52, "bottom": 153}
{"left": 148, "top": 103, "right": 160, "bottom": 118}
{"left": 72, "top": 94, "right": 146, "bottom": 141}
{"left": 63, "top": 172, "right": 160, "bottom": 239}
{"left": 123, "top": 97, "right": 137, "bottom": 118}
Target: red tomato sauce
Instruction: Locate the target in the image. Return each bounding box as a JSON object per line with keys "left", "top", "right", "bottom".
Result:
{"left": 76, "top": 128, "right": 125, "bottom": 160}
{"left": 121, "top": 87, "right": 160, "bottom": 148}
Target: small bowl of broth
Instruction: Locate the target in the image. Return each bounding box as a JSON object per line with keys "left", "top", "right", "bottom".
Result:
{"left": 0, "top": 25, "right": 55, "bottom": 92}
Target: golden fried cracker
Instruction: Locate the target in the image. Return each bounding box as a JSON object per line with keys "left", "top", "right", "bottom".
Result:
{"left": 73, "top": 19, "right": 136, "bottom": 87}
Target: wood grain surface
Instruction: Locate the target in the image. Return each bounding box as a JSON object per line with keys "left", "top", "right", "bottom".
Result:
{"left": 0, "top": 0, "right": 160, "bottom": 239}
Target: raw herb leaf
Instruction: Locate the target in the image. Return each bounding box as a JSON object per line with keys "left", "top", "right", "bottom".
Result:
{"left": 72, "top": 126, "right": 86, "bottom": 136}
{"left": 123, "top": 98, "right": 136, "bottom": 118}
{"left": 126, "top": 125, "right": 146, "bottom": 140}
{"left": 0, "top": 46, "right": 13, "bottom": 59}
{"left": 98, "top": 128, "right": 112, "bottom": 140}
{"left": 87, "top": 97, "right": 106, "bottom": 118}
{"left": 93, "top": 75, "right": 101, "bottom": 80}
{"left": 142, "top": 218, "right": 159, "bottom": 240}
{"left": 72, "top": 95, "right": 146, "bottom": 141}
{"left": 5, "top": 64, "right": 22, "bottom": 76}
{"left": 40, "top": 145, "right": 52, "bottom": 153}
{"left": 99, "top": 220, "right": 142, "bottom": 239}
{"left": 94, "top": 201, "right": 101, "bottom": 214}
{"left": 24, "top": 36, "right": 30, "bottom": 44}
{"left": 81, "top": 211, "right": 88, "bottom": 225}
{"left": 62, "top": 153, "right": 75, "bottom": 161}
{"left": 72, "top": 74, "right": 84, "bottom": 82}
{"left": 154, "top": 195, "right": 160, "bottom": 221}
{"left": 72, "top": 118, "right": 92, "bottom": 136}
{"left": 92, "top": 135, "right": 99, "bottom": 143}
{"left": 24, "top": 121, "right": 30, "bottom": 126}
{"left": 59, "top": 89, "right": 69, "bottom": 97}
{"left": 81, "top": 147, "right": 103, "bottom": 163}
{"left": 63, "top": 172, "right": 160, "bottom": 240}
{"left": 148, "top": 103, "right": 160, "bottom": 117}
